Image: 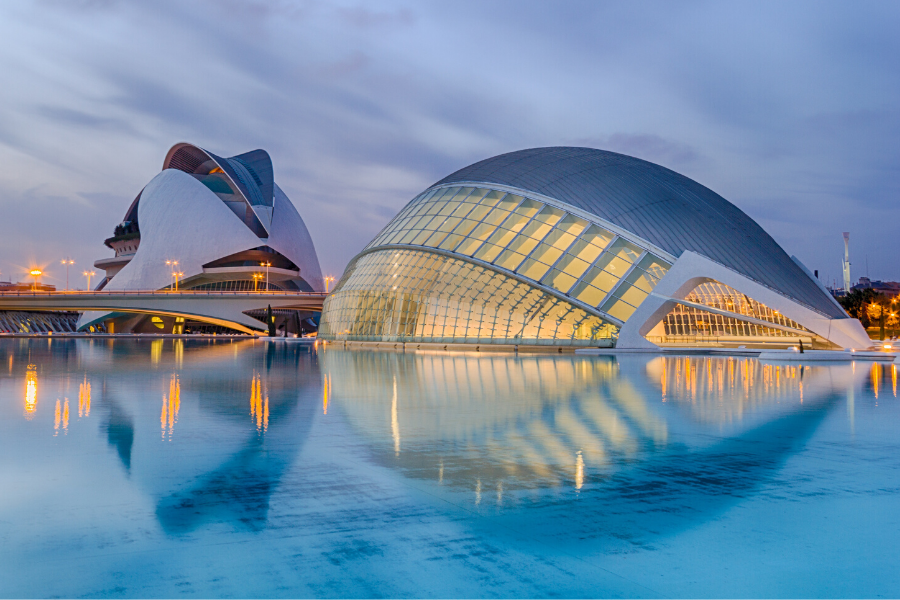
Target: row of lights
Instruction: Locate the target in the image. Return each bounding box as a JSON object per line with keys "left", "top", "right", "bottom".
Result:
{"left": 11, "top": 261, "right": 96, "bottom": 292}
{"left": 12, "top": 258, "right": 336, "bottom": 294}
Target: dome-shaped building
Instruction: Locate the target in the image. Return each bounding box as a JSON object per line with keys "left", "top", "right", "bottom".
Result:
{"left": 319, "top": 147, "right": 868, "bottom": 349}
{"left": 80, "top": 142, "right": 324, "bottom": 334}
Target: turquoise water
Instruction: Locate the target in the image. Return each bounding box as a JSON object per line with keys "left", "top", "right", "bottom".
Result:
{"left": 0, "top": 338, "right": 898, "bottom": 598}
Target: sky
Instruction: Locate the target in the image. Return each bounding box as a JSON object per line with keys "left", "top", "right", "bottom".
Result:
{"left": 0, "top": 0, "right": 897, "bottom": 289}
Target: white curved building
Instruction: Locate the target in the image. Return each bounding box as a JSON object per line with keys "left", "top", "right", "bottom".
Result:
{"left": 319, "top": 147, "right": 870, "bottom": 350}
{"left": 81, "top": 143, "right": 324, "bottom": 333}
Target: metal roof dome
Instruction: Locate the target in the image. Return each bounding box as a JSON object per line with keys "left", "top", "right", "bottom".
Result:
{"left": 434, "top": 147, "right": 844, "bottom": 319}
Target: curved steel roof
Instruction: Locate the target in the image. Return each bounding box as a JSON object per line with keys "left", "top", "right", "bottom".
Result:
{"left": 434, "top": 147, "right": 844, "bottom": 319}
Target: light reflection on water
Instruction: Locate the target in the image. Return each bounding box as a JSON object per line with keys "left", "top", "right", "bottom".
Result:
{"left": 1, "top": 338, "right": 898, "bottom": 597}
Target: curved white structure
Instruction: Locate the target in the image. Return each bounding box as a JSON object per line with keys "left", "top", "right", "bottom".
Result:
{"left": 320, "top": 147, "right": 870, "bottom": 350}
{"left": 81, "top": 143, "right": 324, "bottom": 333}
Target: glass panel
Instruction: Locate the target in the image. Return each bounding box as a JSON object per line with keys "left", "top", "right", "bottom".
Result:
{"left": 513, "top": 198, "right": 543, "bottom": 218}
{"left": 503, "top": 234, "right": 541, "bottom": 258}
{"left": 616, "top": 284, "right": 649, "bottom": 307}
{"left": 580, "top": 266, "right": 619, "bottom": 294}
{"left": 451, "top": 202, "right": 475, "bottom": 218}
{"left": 438, "top": 234, "right": 464, "bottom": 251}
{"left": 497, "top": 194, "right": 523, "bottom": 211}
{"left": 456, "top": 236, "right": 486, "bottom": 256}
{"left": 479, "top": 190, "right": 506, "bottom": 207}
{"left": 517, "top": 257, "right": 552, "bottom": 281}
{"left": 449, "top": 187, "right": 473, "bottom": 203}
{"left": 542, "top": 229, "right": 577, "bottom": 252}
{"left": 533, "top": 205, "right": 565, "bottom": 225}
{"left": 473, "top": 243, "right": 504, "bottom": 263}
{"left": 467, "top": 188, "right": 490, "bottom": 204}
{"left": 636, "top": 254, "right": 671, "bottom": 283}
{"left": 424, "top": 231, "right": 447, "bottom": 247}
{"left": 601, "top": 297, "right": 637, "bottom": 321}
{"left": 494, "top": 249, "right": 528, "bottom": 271}
{"left": 437, "top": 216, "right": 462, "bottom": 233}
{"left": 411, "top": 230, "right": 431, "bottom": 245}
{"left": 396, "top": 230, "right": 418, "bottom": 244}
{"left": 604, "top": 238, "right": 643, "bottom": 264}
{"left": 571, "top": 282, "right": 608, "bottom": 307}
{"left": 480, "top": 227, "right": 519, "bottom": 253}
{"left": 527, "top": 242, "right": 564, "bottom": 267}
{"left": 437, "top": 201, "right": 460, "bottom": 216}
{"left": 592, "top": 253, "right": 631, "bottom": 279}
{"left": 555, "top": 214, "right": 588, "bottom": 236}
{"left": 554, "top": 254, "right": 591, "bottom": 280}
{"left": 541, "top": 269, "right": 578, "bottom": 294}
{"left": 448, "top": 218, "right": 475, "bottom": 238}
{"left": 482, "top": 209, "right": 513, "bottom": 227}
{"left": 564, "top": 238, "right": 603, "bottom": 265}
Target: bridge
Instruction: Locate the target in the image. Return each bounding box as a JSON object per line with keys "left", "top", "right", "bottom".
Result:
{"left": 0, "top": 290, "right": 327, "bottom": 335}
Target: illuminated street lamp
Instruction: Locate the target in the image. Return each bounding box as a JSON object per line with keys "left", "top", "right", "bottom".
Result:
{"left": 61, "top": 258, "right": 74, "bottom": 291}
{"left": 260, "top": 261, "right": 271, "bottom": 292}
{"left": 172, "top": 271, "right": 184, "bottom": 292}
{"left": 83, "top": 270, "right": 95, "bottom": 291}
{"left": 29, "top": 269, "right": 42, "bottom": 292}
{"left": 252, "top": 273, "right": 263, "bottom": 292}
{"left": 165, "top": 260, "right": 179, "bottom": 290}
{"left": 324, "top": 276, "right": 335, "bottom": 293}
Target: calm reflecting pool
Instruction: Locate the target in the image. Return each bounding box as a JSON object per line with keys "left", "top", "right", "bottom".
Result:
{"left": 0, "top": 338, "right": 898, "bottom": 598}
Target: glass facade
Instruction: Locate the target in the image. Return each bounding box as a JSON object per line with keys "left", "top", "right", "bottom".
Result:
{"left": 653, "top": 281, "right": 818, "bottom": 343}
{"left": 364, "top": 185, "right": 672, "bottom": 320}
{"left": 319, "top": 249, "right": 617, "bottom": 346}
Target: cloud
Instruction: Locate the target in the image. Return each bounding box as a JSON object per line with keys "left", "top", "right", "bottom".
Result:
{"left": 0, "top": 0, "right": 898, "bottom": 283}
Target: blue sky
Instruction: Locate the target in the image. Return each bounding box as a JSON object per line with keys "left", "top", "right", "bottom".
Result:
{"left": 0, "top": 0, "right": 897, "bottom": 287}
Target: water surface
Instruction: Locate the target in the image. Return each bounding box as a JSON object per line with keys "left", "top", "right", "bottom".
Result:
{"left": 0, "top": 339, "right": 897, "bottom": 598}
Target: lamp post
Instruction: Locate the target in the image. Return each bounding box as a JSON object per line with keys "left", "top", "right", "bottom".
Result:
{"left": 260, "top": 262, "right": 271, "bottom": 292}
{"left": 165, "top": 260, "right": 179, "bottom": 291}
{"left": 83, "top": 270, "right": 95, "bottom": 291}
{"left": 172, "top": 271, "right": 183, "bottom": 292}
{"left": 29, "top": 269, "right": 42, "bottom": 292}
{"left": 324, "top": 276, "right": 335, "bottom": 293}
{"left": 252, "top": 273, "right": 263, "bottom": 292}
{"left": 61, "top": 258, "right": 74, "bottom": 291}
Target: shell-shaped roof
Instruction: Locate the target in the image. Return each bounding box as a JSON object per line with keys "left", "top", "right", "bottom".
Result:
{"left": 435, "top": 147, "right": 843, "bottom": 318}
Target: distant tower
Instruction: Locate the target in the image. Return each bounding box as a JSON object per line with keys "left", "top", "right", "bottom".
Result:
{"left": 842, "top": 232, "right": 851, "bottom": 293}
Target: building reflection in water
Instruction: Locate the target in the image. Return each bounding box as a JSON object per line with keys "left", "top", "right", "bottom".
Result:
{"left": 322, "top": 349, "right": 668, "bottom": 495}
{"left": 54, "top": 398, "right": 69, "bottom": 435}
{"left": 649, "top": 356, "right": 818, "bottom": 424}
{"left": 321, "top": 349, "right": 855, "bottom": 507}
{"left": 24, "top": 364, "right": 38, "bottom": 419}
{"left": 160, "top": 374, "right": 181, "bottom": 440}
{"left": 79, "top": 376, "right": 91, "bottom": 418}
{"left": 250, "top": 371, "right": 268, "bottom": 433}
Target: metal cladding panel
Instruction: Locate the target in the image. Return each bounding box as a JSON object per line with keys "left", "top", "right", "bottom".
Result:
{"left": 269, "top": 184, "right": 325, "bottom": 292}
{"left": 231, "top": 149, "right": 274, "bottom": 207}
{"left": 434, "top": 147, "right": 844, "bottom": 319}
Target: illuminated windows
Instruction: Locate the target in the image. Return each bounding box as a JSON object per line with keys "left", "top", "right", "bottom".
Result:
{"left": 363, "top": 185, "right": 671, "bottom": 322}
{"left": 319, "top": 249, "right": 618, "bottom": 346}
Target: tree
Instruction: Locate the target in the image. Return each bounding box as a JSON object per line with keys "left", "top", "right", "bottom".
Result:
{"left": 838, "top": 288, "right": 882, "bottom": 328}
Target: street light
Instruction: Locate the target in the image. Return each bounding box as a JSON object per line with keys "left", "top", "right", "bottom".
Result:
{"left": 29, "top": 269, "right": 42, "bottom": 292}
{"left": 172, "top": 271, "right": 184, "bottom": 292}
{"left": 324, "top": 276, "right": 335, "bottom": 293}
{"left": 61, "top": 258, "right": 74, "bottom": 291}
{"left": 83, "top": 270, "right": 95, "bottom": 291}
{"left": 260, "top": 261, "right": 271, "bottom": 292}
{"left": 165, "top": 260, "right": 179, "bottom": 290}
{"left": 252, "top": 273, "right": 263, "bottom": 292}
